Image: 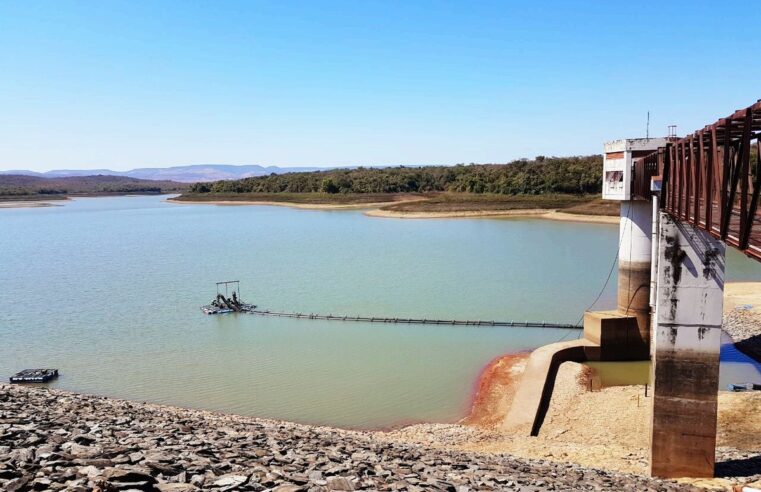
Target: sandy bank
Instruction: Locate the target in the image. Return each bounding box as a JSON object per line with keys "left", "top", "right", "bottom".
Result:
{"left": 389, "top": 361, "right": 761, "bottom": 490}
{"left": 169, "top": 194, "right": 620, "bottom": 223}
{"left": 365, "top": 207, "right": 619, "bottom": 224}
{"left": 408, "top": 283, "right": 761, "bottom": 488}
{"left": 364, "top": 208, "right": 549, "bottom": 219}
{"left": 0, "top": 200, "right": 64, "bottom": 209}
{"left": 725, "top": 282, "right": 761, "bottom": 314}
{"left": 461, "top": 353, "right": 529, "bottom": 427}
{"left": 539, "top": 210, "right": 620, "bottom": 224}
{"left": 166, "top": 196, "right": 425, "bottom": 210}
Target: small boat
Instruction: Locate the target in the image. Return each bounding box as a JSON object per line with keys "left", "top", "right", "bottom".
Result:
{"left": 10, "top": 369, "right": 59, "bottom": 384}
{"left": 201, "top": 281, "right": 257, "bottom": 315}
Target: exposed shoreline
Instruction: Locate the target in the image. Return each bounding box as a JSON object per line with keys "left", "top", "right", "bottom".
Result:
{"left": 169, "top": 195, "right": 620, "bottom": 224}
{"left": 166, "top": 196, "right": 426, "bottom": 210}
{"left": 0, "top": 383, "right": 701, "bottom": 491}
{"left": 0, "top": 193, "right": 173, "bottom": 209}
{"left": 430, "top": 280, "right": 761, "bottom": 488}
{"left": 365, "top": 207, "right": 620, "bottom": 224}
{"left": 0, "top": 200, "right": 65, "bottom": 209}
{"left": 1, "top": 192, "right": 620, "bottom": 224}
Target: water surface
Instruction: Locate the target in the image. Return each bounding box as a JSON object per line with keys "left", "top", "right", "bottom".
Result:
{"left": 1, "top": 195, "right": 759, "bottom": 428}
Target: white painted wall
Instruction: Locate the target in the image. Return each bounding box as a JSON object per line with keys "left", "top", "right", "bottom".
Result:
{"left": 602, "top": 138, "right": 669, "bottom": 201}
{"left": 620, "top": 201, "right": 652, "bottom": 264}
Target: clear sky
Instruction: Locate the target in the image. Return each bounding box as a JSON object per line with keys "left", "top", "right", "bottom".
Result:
{"left": 0, "top": 1, "right": 758, "bottom": 172}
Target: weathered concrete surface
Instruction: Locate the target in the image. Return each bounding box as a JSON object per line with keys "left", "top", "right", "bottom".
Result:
{"left": 617, "top": 200, "right": 654, "bottom": 358}
{"left": 583, "top": 310, "right": 642, "bottom": 361}
{"left": 0, "top": 384, "right": 695, "bottom": 491}
{"left": 502, "top": 338, "right": 596, "bottom": 436}
{"left": 617, "top": 262, "right": 652, "bottom": 354}
{"left": 650, "top": 213, "right": 725, "bottom": 478}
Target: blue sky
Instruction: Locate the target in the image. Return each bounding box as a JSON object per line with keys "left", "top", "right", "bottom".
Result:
{"left": 0, "top": 1, "right": 758, "bottom": 171}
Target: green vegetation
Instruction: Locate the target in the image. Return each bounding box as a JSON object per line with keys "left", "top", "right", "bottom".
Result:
{"left": 177, "top": 155, "right": 617, "bottom": 215}
{"left": 189, "top": 155, "right": 603, "bottom": 196}
{"left": 0, "top": 175, "right": 188, "bottom": 200}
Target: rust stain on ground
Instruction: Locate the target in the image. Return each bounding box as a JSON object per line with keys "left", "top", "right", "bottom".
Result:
{"left": 462, "top": 353, "right": 529, "bottom": 428}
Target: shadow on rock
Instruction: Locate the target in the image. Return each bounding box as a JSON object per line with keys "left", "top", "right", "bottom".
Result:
{"left": 715, "top": 454, "right": 761, "bottom": 479}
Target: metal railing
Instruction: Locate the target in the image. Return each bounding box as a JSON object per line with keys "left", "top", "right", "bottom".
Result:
{"left": 633, "top": 100, "right": 761, "bottom": 260}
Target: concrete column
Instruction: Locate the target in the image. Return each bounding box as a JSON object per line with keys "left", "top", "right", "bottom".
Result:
{"left": 618, "top": 200, "right": 653, "bottom": 357}
{"left": 650, "top": 212, "right": 725, "bottom": 478}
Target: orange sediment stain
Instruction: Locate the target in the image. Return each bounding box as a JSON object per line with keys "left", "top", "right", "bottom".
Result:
{"left": 463, "top": 352, "right": 530, "bottom": 428}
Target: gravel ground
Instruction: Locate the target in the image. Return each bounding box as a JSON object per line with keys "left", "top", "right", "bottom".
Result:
{"left": 0, "top": 384, "right": 699, "bottom": 492}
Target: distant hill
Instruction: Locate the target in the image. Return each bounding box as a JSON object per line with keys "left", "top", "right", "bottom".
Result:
{"left": 0, "top": 174, "right": 188, "bottom": 198}
{"left": 0, "top": 164, "right": 328, "bottom": 183}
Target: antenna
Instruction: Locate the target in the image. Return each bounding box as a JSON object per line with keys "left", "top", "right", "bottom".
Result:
{"left": 646, "top": 111, "right": 650, "bottom": 140}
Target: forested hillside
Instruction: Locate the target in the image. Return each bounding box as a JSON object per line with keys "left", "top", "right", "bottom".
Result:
{"left": 0, "top": 175, "right": 188, "bottom": 198}
{"left": 189, "top": 156, "right": 603, "bottom": 196}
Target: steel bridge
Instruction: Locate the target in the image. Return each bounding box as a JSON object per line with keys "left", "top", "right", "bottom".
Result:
{"left": 633, "top": 99, "right": 761, "bottom": 260}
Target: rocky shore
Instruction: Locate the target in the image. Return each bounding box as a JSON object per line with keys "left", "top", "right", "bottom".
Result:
{"left": 1, "top": 384, "right": 697, "bottom": 492}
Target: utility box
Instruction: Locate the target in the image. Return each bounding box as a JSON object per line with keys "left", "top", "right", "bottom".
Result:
{"left": 603, "top": 138, "right": 668, "bottom": 200}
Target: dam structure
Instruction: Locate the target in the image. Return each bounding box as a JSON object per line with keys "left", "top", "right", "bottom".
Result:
{"left": 505, "top": 99, "right": 761, "bottom": 478}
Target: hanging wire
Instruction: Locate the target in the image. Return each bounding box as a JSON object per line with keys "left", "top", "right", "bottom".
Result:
{"left": 572, "top": 201, "right": 633, "bottom": 327}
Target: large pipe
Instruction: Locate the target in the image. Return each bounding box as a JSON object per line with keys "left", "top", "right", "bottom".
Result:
{"left": 649, "top": 195, "right": 659, "bottom": 309}
{"left": 618, "top": 200, "right": 653, "bottom": 355}
{"left": 649, "top": 194, "right": 659, "bottom": 354}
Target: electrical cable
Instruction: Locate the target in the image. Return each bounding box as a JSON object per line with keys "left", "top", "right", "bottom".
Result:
{"left": 572, "top": 201, "right": 633, "bottom": 328}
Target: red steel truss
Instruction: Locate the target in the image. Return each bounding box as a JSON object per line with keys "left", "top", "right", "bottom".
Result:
{"left": 633, "top": 100, "right": 761, "bottom": 260}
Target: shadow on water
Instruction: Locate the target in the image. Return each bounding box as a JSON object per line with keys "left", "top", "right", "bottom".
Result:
{"left": 720, "top": 331, "right": 761, "bottom": 387}
{"left": 733, "top": 334, "right": 761, "bottom": 364}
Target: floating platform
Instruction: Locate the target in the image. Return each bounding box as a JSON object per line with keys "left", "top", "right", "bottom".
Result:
{"left": 248, "top": 309, "right": 581, "bottom": 329}
{"left": 199, "top": 282, "right": 579, "bottom": 329}
{"left": 10, "top": 369, "right": 59, "bottom": 384}
{"left": 201, "top": 280, "right": 256, "bottom": 315}
{"left": 201, "top": 303, "right": 257, "bottom": 315}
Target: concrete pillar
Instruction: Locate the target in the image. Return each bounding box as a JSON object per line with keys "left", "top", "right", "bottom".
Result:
{"left": 650, "top": 212, "right": 725, "bottom": 478}
{"left": 618, "top": 200, "right": 653, "bottom": 357}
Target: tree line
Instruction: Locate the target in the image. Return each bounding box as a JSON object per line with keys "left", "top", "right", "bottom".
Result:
{"left": 0, "top": 175, "right": 187, "bottom": 197}
{"left": 189, "top": 155, "right": 604, "bottom": 195}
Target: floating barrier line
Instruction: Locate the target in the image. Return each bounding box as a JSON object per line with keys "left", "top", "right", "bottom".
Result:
{"left": 248, "top": 309, "right": 581, "bottom": 329}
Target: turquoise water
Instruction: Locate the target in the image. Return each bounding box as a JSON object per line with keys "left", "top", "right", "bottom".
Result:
{"left": 1, "top": 195, "right": 760, "bottom": 428}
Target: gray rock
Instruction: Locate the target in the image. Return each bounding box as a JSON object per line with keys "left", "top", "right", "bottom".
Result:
{"left": 273, "top": 484, "right": 304, "bottom": 492}
{"left": 129, "top": 451, "right": 145, "bottom": 463}
{"left": 101, "top": 467, "right": 158, "bottom": 484}
{"left": 77, "top": 465, "right": 101, "bottom": 478}
{"left": 325, "top": 476, "right": 355, "bottom": 491}
{"left": 0, "top": 383, "right": 704, "bottom": 492}
{"left": 211, "top": 473, "right": 249, "bottom": 488}
{"left": 6, "top": 476, "right": 30, "bottom": 492}
{"left": 156, "top": 484, "right": 199, "bottom": 492}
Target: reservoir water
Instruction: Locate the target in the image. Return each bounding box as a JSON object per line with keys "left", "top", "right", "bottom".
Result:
{"left": 1, "top": 195, "right": 760, "bottom": 428}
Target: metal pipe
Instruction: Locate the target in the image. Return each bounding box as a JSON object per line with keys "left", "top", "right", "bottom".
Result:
{"left": 650, "top": 194, "right": 660, "bottom": 355}
{"left": 650, "top": 194, "right": 659, "bottom": 310}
